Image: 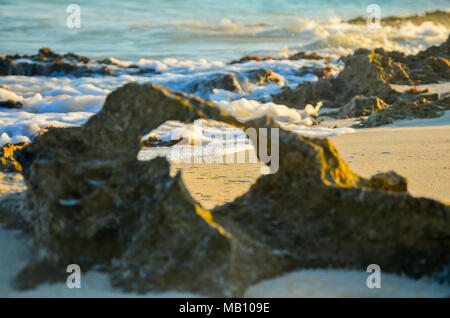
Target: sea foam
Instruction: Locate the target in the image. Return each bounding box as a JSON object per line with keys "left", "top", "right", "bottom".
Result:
{"left": 0, "top": 57, "right": 349, "bottom": 149}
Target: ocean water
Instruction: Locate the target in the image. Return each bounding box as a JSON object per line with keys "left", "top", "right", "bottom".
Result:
{"left": 0, "top": 1, "right": 449, "bottom": 148}
{"left": 1, "top": 0, "right": 449, "bottom": 60}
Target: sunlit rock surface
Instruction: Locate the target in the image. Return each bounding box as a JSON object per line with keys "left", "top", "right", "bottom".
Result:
{"left": 10, "top": 83, "right": 450, "bottom": 296}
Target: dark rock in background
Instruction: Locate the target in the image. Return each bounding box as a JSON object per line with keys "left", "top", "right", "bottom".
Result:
{"left": 272, "top": 48, "right": 401, "bottom": 109}
{"left": 361, "top": 94, "right": 450, "bottom": 127}
{"left": 246, "top": 69, "right": 285, "bottom": 86}
{"left": 229, "top": 55, "right": 274, "bottom": 64}
{"left": 0, "top": 48, "right": 127, "bottom": 77}
{"left": 272, "top": 35, "right": 450, "bottom": 110}
{"left": 340, "top": 96, "right": 389, "bottom": 117}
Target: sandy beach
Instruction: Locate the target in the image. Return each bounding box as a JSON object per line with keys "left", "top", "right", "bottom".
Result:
{"left": 170, "top": 123, "right": 450, "bottom": 209}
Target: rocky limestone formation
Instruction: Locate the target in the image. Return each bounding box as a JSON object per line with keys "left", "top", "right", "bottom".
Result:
{"left": 371, "top": 35, "right": 450, "bottom": 84}
{"left": 186, "top": 69, "right": 285, "bottom": 97}
{"left": 13, "top": 83, "right": 244, "bottom": 295}
{"left": 12, "top": 83, "right": 450, "bottom": 296}
{"left": 361, "top": 94, "right": 450, "bottom": 127}
{"left": 228, "top": 51, "right": 326, "bottom": 65}
{"left": 0, "top": 48, "right": 137, "bottom": 77}
{"left": 365, "top": 49, "right": 414, "bottom": 85}
{"left": 294, "top": 65, "right": 334, "bottom": 80}
{"left": 340, "top": 95, "right": 389, "bottom": 117}
{"left": 229, "top": 55, "right": 274, "bottom": 65}
{"left": 288, "top": 51, "right": 325, "bottom": 61}
{"left": 0, "top": 142, "right": 27, "bottom": 172}
{"left": 109, "top": 171, "right": 233, "bottom": 295}
{"left": 246, "top": 69, "right": 285, "bottom": 86}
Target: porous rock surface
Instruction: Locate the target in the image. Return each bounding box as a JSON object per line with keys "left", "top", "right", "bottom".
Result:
{"left": 340, "top": 95, "right": 389, "bottom": 117}
{"left": 10, "top": 83, "right": 450, "bottom": 296}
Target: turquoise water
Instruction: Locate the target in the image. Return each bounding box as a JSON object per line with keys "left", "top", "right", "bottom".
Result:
{"left": 0, "top": 0, "right": 449, "bottom": 60}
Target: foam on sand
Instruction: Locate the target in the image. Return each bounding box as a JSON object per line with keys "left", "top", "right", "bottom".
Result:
{"left": 138, "top": 99, "right": 354, "bottom": 163}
